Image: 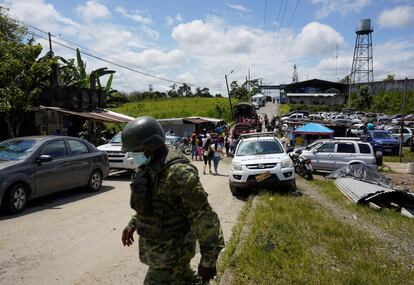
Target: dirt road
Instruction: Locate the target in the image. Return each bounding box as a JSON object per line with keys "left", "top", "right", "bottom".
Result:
{"left": 0, "top": 157, "right": 243, "bottom": 285}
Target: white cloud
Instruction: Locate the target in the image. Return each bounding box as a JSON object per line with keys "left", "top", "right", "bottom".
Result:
{"left": 378, "top": 5, "right": 414, "bottom": 28}
{"left": 226, "top": 3, "right": 250, "bottom": 13}
{"left": 2, "top": 0, "right": 80, "bottom": 35}
{"left": 292, "top": 22, "right": 344, "bottom": 57}
{"left": 311, "top": 0, "right": 370, "bottom": 18}
{"left": 116, "top": 6, "right": 152, "bottom": 25}
{"left": 76, "top": 0, "right": 110, "bottom": 21}
{"left": 166, "top": 13, "right": 183, "bottom": 26}
{"left": 115, "top": 6, "right": 158, "bottom": 39}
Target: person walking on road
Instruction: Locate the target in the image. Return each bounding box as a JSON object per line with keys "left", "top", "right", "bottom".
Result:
{"left": 211, "top": 140, "right": 224, "bottom": 175}
{"left": 190, "top": 133, "right": 198, "bottom": 161}
{"left": 121, "top": 116, "right": 224, "bottom": 285}
{"left": 203, "top": 135, "right": 213, "bottom": 175}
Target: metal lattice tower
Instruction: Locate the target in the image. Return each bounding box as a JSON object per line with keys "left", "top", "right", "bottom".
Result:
{"left": 350, "top": 19, "right": 374, "bottom": 84}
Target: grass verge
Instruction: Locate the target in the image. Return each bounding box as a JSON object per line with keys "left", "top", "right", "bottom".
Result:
{"left": 308, "top": 179, "right": 414, "bottom": 242}
{"left": 110, "top": 97, "right": 234, "bottom": 122}
{"left": 279, "top": 104, "right": 290, "bottom": 116}
{"left": 230, "top": 193, "right": 413, "bottom": 285}
{"left": 217, "top": 196, "right": 253, "bottom": 277}
{"left": 383, "top": 147, "right": 414, "bottom": 163}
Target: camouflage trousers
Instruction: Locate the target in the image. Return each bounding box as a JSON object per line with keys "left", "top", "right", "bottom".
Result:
{"left": 144, "top": 262, "right": 205, "bottom": 285}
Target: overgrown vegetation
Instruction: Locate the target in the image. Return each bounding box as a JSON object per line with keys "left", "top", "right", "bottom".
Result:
{"left": 383, "top": 147, "right": 414, "bottom": 163}
{"left": 350, "top": 85, "right": 414, "bottom": 115}
{"left": 230, "top": 193, "right": 413, "bottom": 284}
{"left": 217, "top": 196, "right": 253, "bottom": 277}
{"left": 111, "top": 97, "right": 235, "bottom": 122}
{"left": 309, "top": 180, "right": 414, "bottom": 241}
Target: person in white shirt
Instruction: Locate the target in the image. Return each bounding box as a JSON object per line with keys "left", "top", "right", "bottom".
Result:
{"left": 211, "top": 140, "right": 224, "bottom": 175}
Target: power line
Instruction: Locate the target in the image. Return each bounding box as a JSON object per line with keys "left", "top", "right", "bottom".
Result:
{"left": 9, "top": 15, "right": 192, "bottom": 86}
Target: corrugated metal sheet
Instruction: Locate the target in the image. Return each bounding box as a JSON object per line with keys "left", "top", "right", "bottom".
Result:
{"left": 39, "top": 106, "right": 133, "bottom": 123}
{"left": 335, "top": 178, "right": 395, "bottom": 204}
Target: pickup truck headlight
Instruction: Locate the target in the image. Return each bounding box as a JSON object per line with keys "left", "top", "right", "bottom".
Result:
{"left": 281, "top": 157, "right": 293, "bottom": 168}
{"left": 231, "top": 162, "right": 242, "bottom": 171}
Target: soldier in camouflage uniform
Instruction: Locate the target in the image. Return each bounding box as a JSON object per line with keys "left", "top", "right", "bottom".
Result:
{"left": 121, "top": 116, "right": 224, "bottom": 285}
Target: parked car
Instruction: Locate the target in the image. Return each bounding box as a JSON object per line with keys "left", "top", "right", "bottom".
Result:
{"left": 299, "top": 139, "right": 379, "bottom": 171}
{"left": 349, "top": 123, "right": 366, "bottom": 137}
{"left": 97, "top": 132, "right": 137, "bottom": 170}
{"left": 0, "top": 136, "right": 110, "bottom": 214}
{"left": 252, "top": 101, "right": 260, "bottom": 109}
{"left": 364, "top": 130, "right": 400, "bottom": 155}
{"left": 229, "top": 133, "right": 295, "bottom": 195}
{"left": 281, "top": 113, "right": 308, "bottom": 121}
{"left": 386, "top": 127, "right": 412, "bottom": 146}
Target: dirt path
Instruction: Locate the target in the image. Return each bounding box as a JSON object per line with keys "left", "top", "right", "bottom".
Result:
{"left": 0, "top": 157, "right": 244, "bottom": 285}
{"left": 296, "top": 178, "right": 414, "bottom": 263}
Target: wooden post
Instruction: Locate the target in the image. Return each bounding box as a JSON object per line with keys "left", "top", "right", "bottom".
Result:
{"left": 399, "top": 77, "right": 408, "bottom": 162}
{"left": 225, "top": 74, "right": 234, "bottom": 121}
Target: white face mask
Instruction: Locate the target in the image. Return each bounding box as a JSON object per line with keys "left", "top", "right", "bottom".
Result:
{"left": 131, "top": 152, "right": 148, "bottom": 166}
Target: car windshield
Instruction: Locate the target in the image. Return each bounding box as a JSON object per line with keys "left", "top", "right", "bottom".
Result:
{"left": 109, "top": 133, "right": 122, "bottom": 144}
{"left": 0, "top": 139, "right": 37, "bottom": 161}
{"left": 236, "top": 140, "right": 284, "bottom": 156}
{"left": 373, "top": 132, "right": 392, "bottom": 139}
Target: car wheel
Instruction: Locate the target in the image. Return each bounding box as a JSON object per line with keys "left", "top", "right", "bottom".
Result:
{"left": 375, "top": 151, "right": 383, "bottom": 166}
{"left": 229, "top": 183, "right": 243, "bottom": 196}
{"left": 88, "top": 170, "right": 102, "bottom": 192}
{"left": 3, "top": 183, "right": 28, "bottom": 214}
{"left": 406, "top": 138, "right": 412, "bottom": 147}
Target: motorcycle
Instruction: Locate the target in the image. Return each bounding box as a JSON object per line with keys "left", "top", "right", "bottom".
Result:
{"left": 289, "top": 149, "right": 313, "bottom": 180}
{"left": 175, "top": 141, "right": 192, "bottom": 155}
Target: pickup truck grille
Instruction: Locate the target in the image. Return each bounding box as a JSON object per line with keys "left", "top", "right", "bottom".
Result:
{"left": 246, "top": 163, "right": 277, "bottom": 169}
{"left": 107, "top": 151, "right": 126, "bottom": 158}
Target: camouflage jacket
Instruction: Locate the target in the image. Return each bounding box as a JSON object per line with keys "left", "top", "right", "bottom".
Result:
{"left": 129, "top": 150, "right": 224, "bottom": 268}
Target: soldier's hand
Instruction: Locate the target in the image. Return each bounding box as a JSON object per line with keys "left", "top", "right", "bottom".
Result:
{"left": 198, "top": 264, "right": 217, "bottom": 283}
{"left": 121, "top": 226, "right": 135, "bottom": 246}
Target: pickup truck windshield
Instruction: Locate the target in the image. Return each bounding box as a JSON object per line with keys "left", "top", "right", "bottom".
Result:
{"left": 109, "top": 133, "right": 122, "bottom": 144}
{"left": 373, "top": 132, "right": 392, "bottom": 139}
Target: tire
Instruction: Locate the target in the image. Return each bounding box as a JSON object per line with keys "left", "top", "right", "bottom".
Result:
{"left": 88, "top": 170, "right": 103, "bottom": 192}
{"left": 184, "top": 147, "right": 191, "bottom": 155}
{"left": 3, "top": 183, "right": 28, "bottom": 214}
{"left": 375, "top": 151, "right": 383, "bottom": 166}
{"left": 229, "top": 183, "right": 242, "bottom": 196}
{"left": 306, "top": 170, "right": 313, "bottom": 180}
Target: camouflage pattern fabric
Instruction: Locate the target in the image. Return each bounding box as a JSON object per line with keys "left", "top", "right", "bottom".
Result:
{"left": 144, "top": 263, "right": 203, "bottom": 285}
{"left": 129, "top": 150, "right": 224, "bottom": 284}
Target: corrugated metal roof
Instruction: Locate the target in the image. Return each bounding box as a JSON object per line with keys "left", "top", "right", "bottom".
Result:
{"left": 39, "top": 106, "right": 133, "bottom": 123}
{"left": 335, "top": 178, "right": 394, "bottom": 204}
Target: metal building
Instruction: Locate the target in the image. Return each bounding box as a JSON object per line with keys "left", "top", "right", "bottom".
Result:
{"left": 350, "top": 19, "right": 374, "bottom": 84}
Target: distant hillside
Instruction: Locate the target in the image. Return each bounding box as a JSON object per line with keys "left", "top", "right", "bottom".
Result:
{"left": 111, "top": 97, "right": 234, "bottom": 122}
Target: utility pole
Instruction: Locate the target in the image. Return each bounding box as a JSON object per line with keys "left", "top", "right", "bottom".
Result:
{"left": 225, "top": 74, "right": 234, "bottom": 121}
{"left": 48, "top": 32, "right": 53, "bottom": 55}
{"left": 399, "top": 77, "right": 408, "bottom": 162}
{"left": 347, "top": 74, "right": 352, "bottom": 108}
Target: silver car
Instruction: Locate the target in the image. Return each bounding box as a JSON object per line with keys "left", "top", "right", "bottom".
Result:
{"left": 300, "top": 139, "right": 379, "bottom": 171}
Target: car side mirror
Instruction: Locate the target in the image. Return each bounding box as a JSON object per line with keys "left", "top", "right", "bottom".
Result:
{"left": 286, "top": 147, "right": 294, "bottom": 153}
{"left": 36, "top": 154, "right": 53, "bottom": 164}
{"left": 312, "top": 149, "right": 317, "bottom": 154}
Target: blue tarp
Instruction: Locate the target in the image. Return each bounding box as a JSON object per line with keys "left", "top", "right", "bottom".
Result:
{"left": 294, "top": 123, "right": 334, "bottom": 135}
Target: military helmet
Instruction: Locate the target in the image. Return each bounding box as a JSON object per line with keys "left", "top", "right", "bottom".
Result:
{"left": 122, "top": 116, "right": 165, "bottom": 152}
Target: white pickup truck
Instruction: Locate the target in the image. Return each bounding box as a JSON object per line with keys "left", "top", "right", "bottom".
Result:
{"left": 97, "top": 132, "right": 137, "bottom": 170}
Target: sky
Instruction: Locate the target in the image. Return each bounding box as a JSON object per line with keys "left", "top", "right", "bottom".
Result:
{"left": 1, "top": 0, "right": 414, "bottom": 95}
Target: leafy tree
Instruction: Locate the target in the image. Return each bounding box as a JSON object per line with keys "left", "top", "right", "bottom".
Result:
{"left": 383, "top": 72, "right": 395, "bottom": 82}
{"left": 0, "top": 8, "right": 48, "bottom": 137}
{"left": 177, "top": 83, "right": 192, "bottom": 97}
{"left": 167, "top": 84, "right": 178, "bottom": 98}
{"left": 230, "top": 81, "right": 248, "bottom": 101}
{"left": 215, "top": 93, "right": 222, "bottom": 98}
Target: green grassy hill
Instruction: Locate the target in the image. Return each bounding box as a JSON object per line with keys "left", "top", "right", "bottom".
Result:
{"left": 111, "top": 97, "right": 234, "bottom": 122}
